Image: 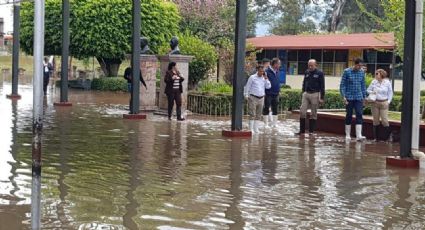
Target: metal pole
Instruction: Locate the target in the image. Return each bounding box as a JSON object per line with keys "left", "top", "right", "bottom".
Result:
{"left": 400, "top": 0, "right": 415, "bottom": 158}
{"left": 231, "top": 0, "right": 248, "bottom": 131}
{"left": 412, "top": 0, "right": 423, "bottom": 152}
{"left": 31, "top": 174, "right": 41, "bottom": 230}
{"left": 130, "top": 0, "right": 141, "bottom": 114}
{"left": 32, "top": 0, "right": 44, "bottom": 175}
{"left": 391, "top": 50, "right": 396, "bottom": 93}
{"left": 60, "top": 0, "right": 70, "bottom": 102}
{"left": 11, "top": 3, "right": 20, "bottom": 96}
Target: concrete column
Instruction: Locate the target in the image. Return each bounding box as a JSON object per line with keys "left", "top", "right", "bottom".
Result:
{"left": 157, "top": 55, "right": 193, "bottom": 113}
{"left": 140, "top": 55, "right": 158, "bottom": 111}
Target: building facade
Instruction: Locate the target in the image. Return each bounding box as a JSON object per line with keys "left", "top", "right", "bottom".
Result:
{"left": 248, "top": 33, "right": 396, "bottom": 79}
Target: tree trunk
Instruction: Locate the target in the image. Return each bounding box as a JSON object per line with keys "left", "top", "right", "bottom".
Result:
{"left": 328, "top": 0, "right": 347, "bottom": 33}
{"left": 96, "top": 57, "right": 122, "bottom": 77}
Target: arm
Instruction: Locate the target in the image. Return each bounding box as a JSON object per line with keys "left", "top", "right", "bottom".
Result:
{"left": 265, "top": 78, "right": 271, "bottom": 89}
{"left": 164, "top": 71, "right": 173, "bottom": 84}
{"left": 244, "top": 76, "right": 253, "bottom": 98}
{"left": 320, "top": 72, "right": 325, "bottom": 100}
{"left": 387, "top": 81, "right": 393, "bottom": 103}
{"left": 139, "top": 70, "right": 147, "bottom": 89}
{"left": 302, "top": 73, "right": 307, "bottom": 93}
{"left": 124, "top": 68, "right": 131, "bottom": 81}
{"left": 361, "top": 73, "right": 367, "bottom": 99}
{"left": 367, "top": 80, "right": 374, "bottom": 94}
{"left": 339, "top": 71, "right": 347, "bottom": 99}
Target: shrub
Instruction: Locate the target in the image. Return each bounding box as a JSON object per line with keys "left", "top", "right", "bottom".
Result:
{"left": 197, "top": 82, "right": 233, "bottom": 94}
{"left": 159, "top": 32, "right": 217, "bottom": 89}
{"left": 91, "top": 77, "right": 128, "bottom": 92}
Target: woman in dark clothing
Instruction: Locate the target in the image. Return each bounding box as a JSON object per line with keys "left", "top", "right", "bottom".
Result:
{"left": 164, "top": 62, "right": 185, "bottom": 121}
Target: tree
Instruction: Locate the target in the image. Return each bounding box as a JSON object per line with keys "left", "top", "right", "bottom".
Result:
{"left": 20, "top": 0, "right": 180, "bottom": 76}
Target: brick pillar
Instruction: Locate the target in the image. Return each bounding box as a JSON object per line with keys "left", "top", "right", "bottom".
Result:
{"left": 157, "top": 55, "right": 193, "bottom": 113}
{"left": 140, "top": 55, "right": 158, "bottom": 111}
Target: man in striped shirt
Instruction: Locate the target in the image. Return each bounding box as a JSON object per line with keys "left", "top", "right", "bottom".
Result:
{"left": 340, "top": 58, "right": 367, "bottom": 141}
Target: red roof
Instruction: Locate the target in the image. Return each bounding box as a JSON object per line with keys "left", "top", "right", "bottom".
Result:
{"left": 247, "top": 33, "right": 395, "bottom": 50}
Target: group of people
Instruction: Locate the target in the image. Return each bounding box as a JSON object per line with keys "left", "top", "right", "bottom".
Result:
{"left": 245, "top": 57, "right": 393, "bottom": 142}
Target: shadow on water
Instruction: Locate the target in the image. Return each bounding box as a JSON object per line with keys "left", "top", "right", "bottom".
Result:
{"left": 2, "top": 76, "right": 425, "bottom": 229}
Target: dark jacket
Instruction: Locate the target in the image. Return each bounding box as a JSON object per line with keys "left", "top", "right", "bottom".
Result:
{"left": 164, "top": 70, "right": 184, "bottom": 95}
{"left": 124, "top": 67, "right": 147, "bottom": 88}
{"left": 265, "top": 67, "right": 280, "bottom": 96}
{"left": 302, "top": 68, "right": 325, "bottom": 99}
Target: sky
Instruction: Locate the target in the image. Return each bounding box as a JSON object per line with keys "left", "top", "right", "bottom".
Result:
{"left": 0, "top": 4, "right": 13, "bottom": 33}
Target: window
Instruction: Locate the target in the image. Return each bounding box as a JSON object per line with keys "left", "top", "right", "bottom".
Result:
{"left": 377, "top": 51, "right": 393, "bottom": 63}
{"left": 323, "top": 50, "right": 334, "bottom": 62}
{"left": 311, "top": 50, "right": 322, "bottom": 62}
{"left": 298, "top": 50, "right": 310, "bottom": 62}
{"left": 363, "top": 50, "right": 377, "bottom": 63}
{"left": 265, "top": 50, "right": 277, "bottom": 60}
{"left": 335, "top": 50, "right": 348, "bottom": 62}
{"left": 288, "top": 50, "right": 298, "bottom": 61}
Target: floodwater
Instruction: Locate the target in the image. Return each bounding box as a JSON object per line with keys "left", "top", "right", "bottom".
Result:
{"left": 1, "top": 75, "right": 425, "bottom": 230}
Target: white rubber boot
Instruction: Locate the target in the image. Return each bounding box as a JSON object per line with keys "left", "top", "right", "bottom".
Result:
{"left": 356, "top": 124, "right": 366, "bottom": 141}
{"left": 345, "top": 125, "right": 351, "bottom": 141}
{"left": 254, "top": 120, "right": 260, "bottom": 133}
{"left": 249, "top": 120, "right": 255, "bottom": 133}
{"left": 263, "top": 115, "right": 269, "bottom": 129}
{"left": 271, "top": 115, "right": 278, "bottom": 128}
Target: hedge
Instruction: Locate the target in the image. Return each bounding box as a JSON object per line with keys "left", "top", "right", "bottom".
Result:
{"left": 187, "top": 89, "right": 425, "bottom": 115}
{"left": 91, "top": 77, "right": 128, "bottom": 92}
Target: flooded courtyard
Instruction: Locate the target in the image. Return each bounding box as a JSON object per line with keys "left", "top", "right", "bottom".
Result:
{"left": 1, "top": 76, "right": 425, "bottom": 230}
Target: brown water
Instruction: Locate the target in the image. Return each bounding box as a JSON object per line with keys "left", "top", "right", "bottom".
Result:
{"left": 1, "top": 76, "right": 425, "bottom": 229}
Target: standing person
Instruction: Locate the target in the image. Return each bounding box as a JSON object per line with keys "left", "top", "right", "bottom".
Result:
{"left": 296, "top": 59, "right": 325, "bottom": 135}
{"left": 164, "top": 62, "right": 185, "bottom": 121}
{"left": 263, "top": 58, "right": 281, "bottom": 128}
{"left": 340, "top": 58, "right": 367, "bottom": 141}
{"left": 367, "top": 69, "right": 393, "bottom": 141}
{"left": 43, "top": 57, "right": 53, "bottom": 95}
{"left": 124, "top": 67, "right": 147, "bottom": 112}
{"left": 244, "top": 65, "right": 271, "bottom": 133}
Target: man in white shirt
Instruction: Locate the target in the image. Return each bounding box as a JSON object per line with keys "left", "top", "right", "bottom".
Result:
{"left": 244, "top": 65, "right": 271, "bottom": 133}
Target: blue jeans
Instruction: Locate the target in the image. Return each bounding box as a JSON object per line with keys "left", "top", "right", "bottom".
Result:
{"left": 127, "top": 83, "right": 132, "bottom": 93}
{"left": 345, "top": 100, "right": 363, "bottom": 125}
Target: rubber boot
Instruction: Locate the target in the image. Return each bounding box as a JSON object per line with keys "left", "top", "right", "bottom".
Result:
{"left": 384, "top": 126, "right": 392, "bottom": 142}
{"left": 372, "top": 125, "right": 379, "bottom": 141}
{"left": 309, "top": 119, "right": 316, "bottom": 133}
{"left": 263, "top": 115, "right": 269, "bottom": 129}
{"left": 295, "top": 118, "right": 306, "bottom": 135}
{"left": 345, "top": 125, "right": 351, "bottom": 141}
{"left": 177, "top": 107, "right": 185, "bottom": 121}
{"left": 272, "top": 115, "right": 278, "bottom": 128}
{"left": 254, "top": 120, "right": 260, "bottom": 133}
{"left": 249, "top": 120, "right": 255, "bottom": 133}
{"left": 356, "top": 124, "right": 366, "bottom": 141}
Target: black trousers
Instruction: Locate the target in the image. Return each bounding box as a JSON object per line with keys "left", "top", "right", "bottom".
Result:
{"left": 167, "top": 90, "right": 182, "bottom": 119}
{"left": 263, "top": 94, "right": 279, "bottom": 115}
{"left": 43, "top": 73, "right": 50, "bottom": 95}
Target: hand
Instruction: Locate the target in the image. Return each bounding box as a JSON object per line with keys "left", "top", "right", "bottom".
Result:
{"left": 343, "top": 98, "right": 348, "bottom": 105}
{"left": 244, "top": 95, "right": 249, "bottom": 100}
{"left": 263, "top": 75, "right": 268, "bottom": 80}
{"left": 319, "top": 99, "right": 324, "bottom": 104}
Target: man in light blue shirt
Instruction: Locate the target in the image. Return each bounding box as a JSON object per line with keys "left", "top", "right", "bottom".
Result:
{"left": 245, "top": 65, "right": 271, "bottom": 133}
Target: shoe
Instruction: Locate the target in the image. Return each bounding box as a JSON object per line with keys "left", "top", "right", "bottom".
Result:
{"left": 271, "top": 115, "right": 278, "bottom": 128}
{"left": 168, "top": 117, "right": 172, "bottom": 121}
{"left": 356, "top": 124, "right": 366, "bottom": 141}
{"left": 295, "top": 118, "right": 306, "bottom": 135}
{"left": 345, "top": 125, "right": 351, "bottom": 141}
{"left": 309, "top": 119, "right": 316, "bottom": 133}
{"left": 177, "top": 117, "right": 185, "bottom": 121}
{"left": 263, "top": 116, "right": 269, "bottom": 129}
{"left": 384, "top": 126, "right": 392, "bottom": 142}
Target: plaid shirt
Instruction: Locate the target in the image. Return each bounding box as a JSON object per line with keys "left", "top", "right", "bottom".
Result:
{"left": 340, "top": 68, "right": 366, "bottom": 101}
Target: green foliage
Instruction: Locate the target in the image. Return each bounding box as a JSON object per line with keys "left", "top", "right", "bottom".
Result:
{"left": 365, "top": 73, "right": 374, "bottom": 88}
{"left": 197, "top": 82, "right": 233, "bottom": 94}
{"left": 20, "top": 0, "right": 180, "bottom": 60}
{"left": 159, "top": 32, "right": 218, "bottom": 89}
{"left": 91, "top": 77, "right": 128, "bottom": 92}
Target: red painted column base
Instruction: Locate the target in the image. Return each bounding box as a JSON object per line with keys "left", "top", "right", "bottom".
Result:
{"left": 386, "top": 156, "right": 419, "bottom": 168}
{"left": 123, "top": 114, "right": 147, "bottom": 120}
{"left": 6, "top": 94, "right": 21, "bottom": 100}
{"left": 54, "top": 102, "right": 73, "bottom": 106}
{"left": 222, "top": 130, "right": 252, "bottom": 138}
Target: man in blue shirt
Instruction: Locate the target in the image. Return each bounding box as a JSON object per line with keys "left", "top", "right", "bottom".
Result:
{"left": 263, "top": 58, "right": 281, "bottom": 128}
{"left": 340, "top": 58, "right": 367, "bottom": 141}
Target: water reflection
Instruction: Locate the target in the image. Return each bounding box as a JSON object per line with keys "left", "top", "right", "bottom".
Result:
{"left": 2, "top": 75, "right": 425, "bottom": 229}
